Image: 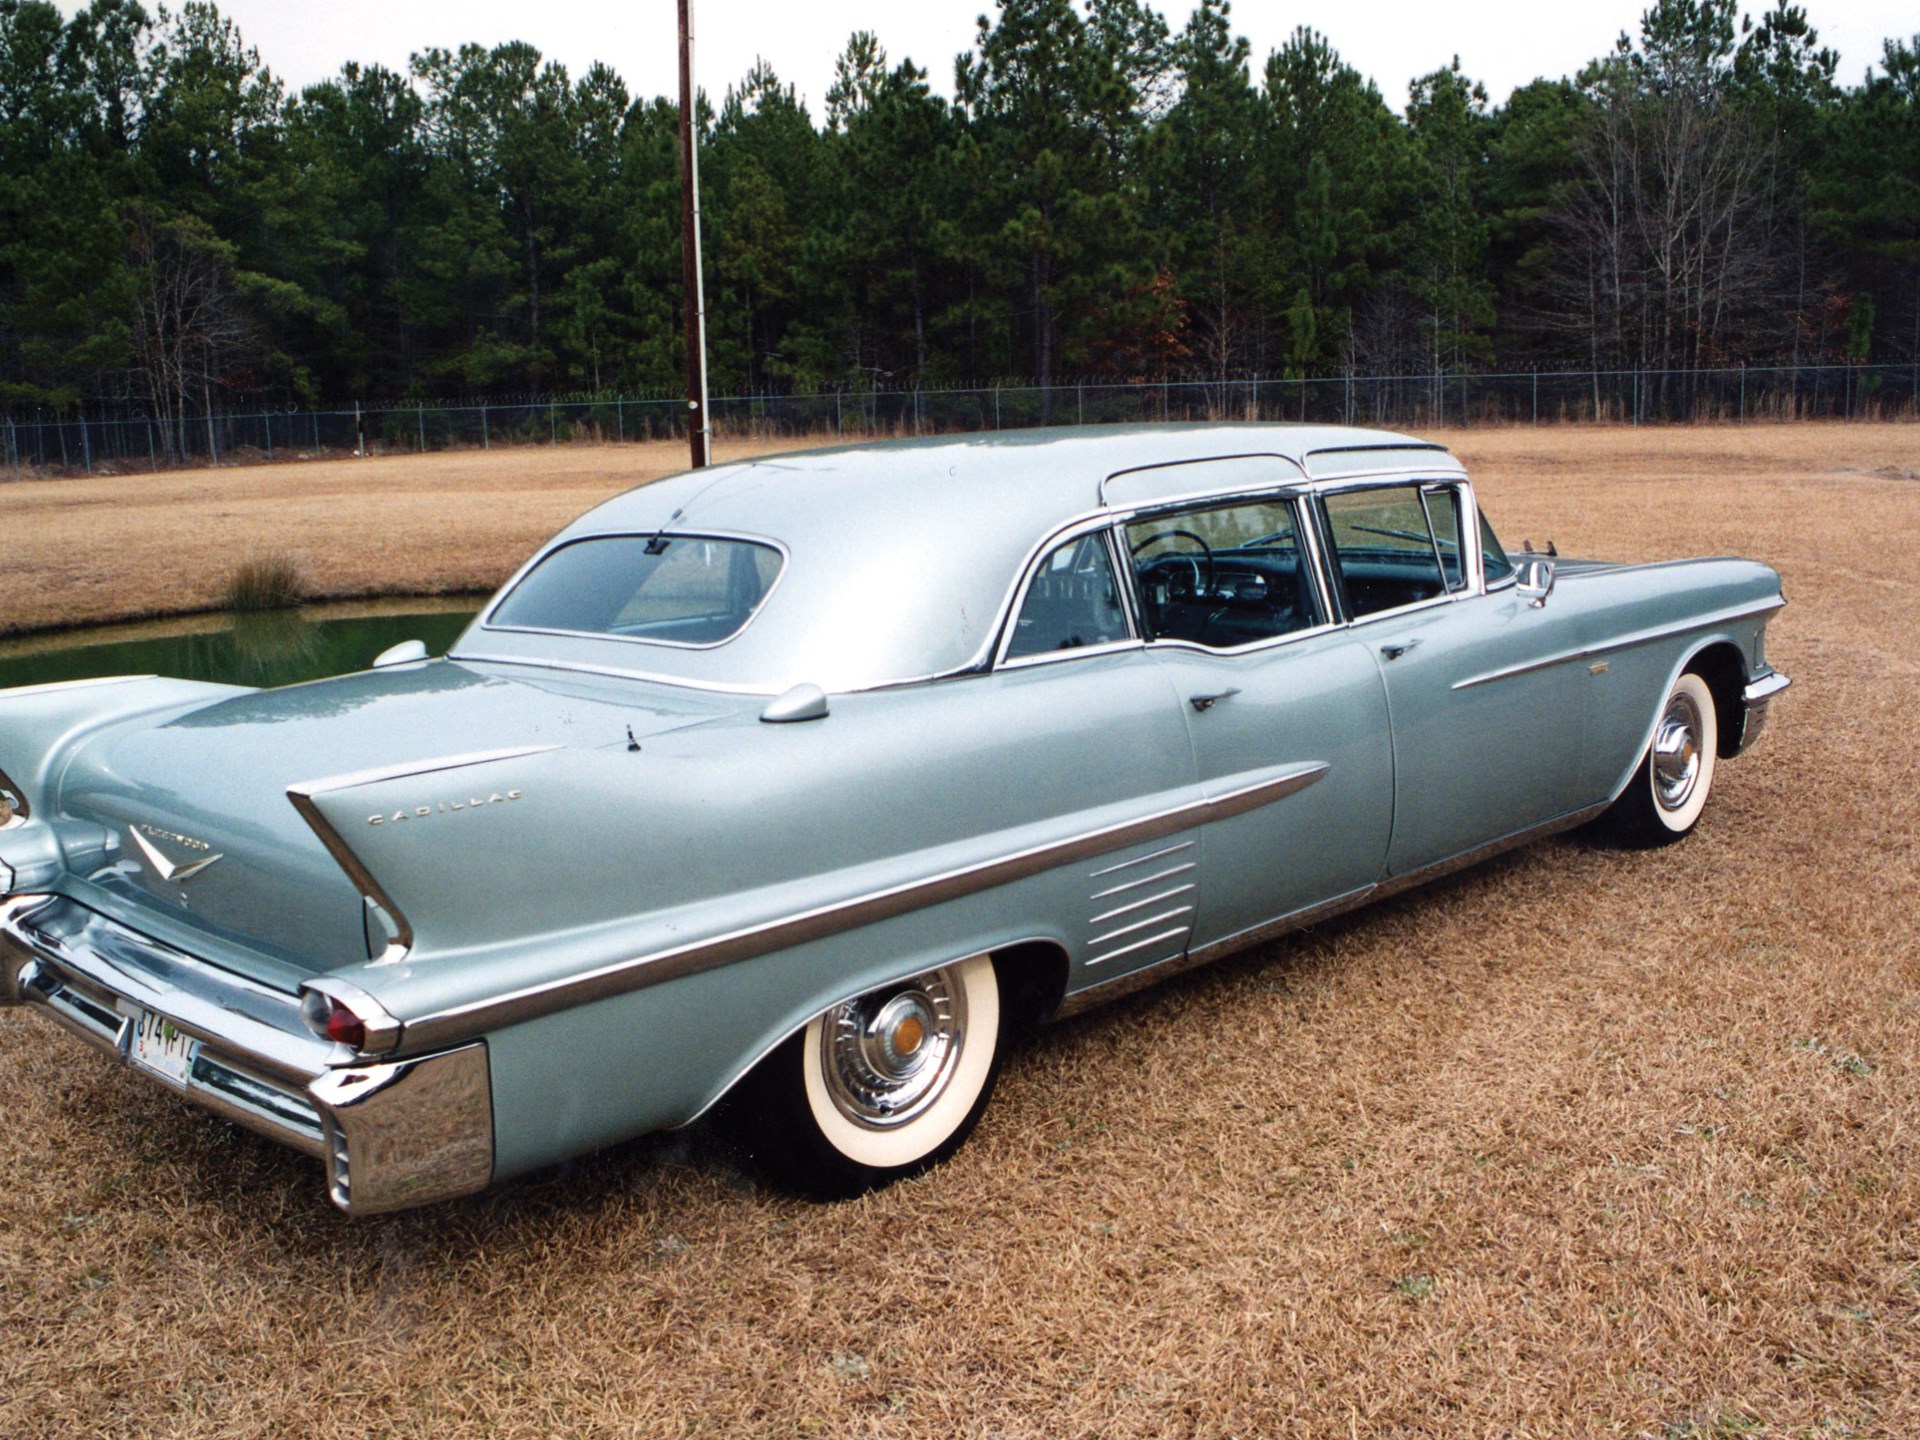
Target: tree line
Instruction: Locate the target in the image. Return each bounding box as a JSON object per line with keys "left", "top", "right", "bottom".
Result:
{"left": 1, "top": 0, "right": 1916, "bottom": 458}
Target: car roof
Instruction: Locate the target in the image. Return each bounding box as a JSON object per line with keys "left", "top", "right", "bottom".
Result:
{"left": 456, "top": 424, "right": 1465, "bottom": 695}
{"left": 569, "top": 423, "right": 1457, "bottom": 541}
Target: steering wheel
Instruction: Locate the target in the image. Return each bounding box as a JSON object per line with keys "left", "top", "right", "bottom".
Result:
{"left": 1130, "top": 528, "right": 1215, "bottom": 598}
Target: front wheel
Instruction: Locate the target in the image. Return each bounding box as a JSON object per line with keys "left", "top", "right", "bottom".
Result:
{"left": 738, "top": 954, "right": 1003, "bottom": 1199}
{"left": 1595, "top": 670, "right": 1719, "bottom": 848}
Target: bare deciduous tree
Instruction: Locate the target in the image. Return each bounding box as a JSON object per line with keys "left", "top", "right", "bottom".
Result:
{"left": 125, "top": 210, "right": 258, "bottom": 460}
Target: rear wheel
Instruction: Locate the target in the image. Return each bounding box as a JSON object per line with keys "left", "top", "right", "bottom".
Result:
{"left": 739, "top": 954, "right": 1003, "bottom": 1199}
{"left": 1596, "top": 670, "right": 1719, "bottom": 847}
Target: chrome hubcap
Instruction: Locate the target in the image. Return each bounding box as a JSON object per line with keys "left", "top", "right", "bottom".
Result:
{"left": 1652, "top": 692, "right": 1703, "bottom": 812}
{"left": 819, "top": 969, "right": 966, "bottom": 1130}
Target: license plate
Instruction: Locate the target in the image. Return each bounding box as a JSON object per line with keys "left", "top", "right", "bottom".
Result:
{"left": 128, "top": 1009, "right": 197, "bottom": 1086}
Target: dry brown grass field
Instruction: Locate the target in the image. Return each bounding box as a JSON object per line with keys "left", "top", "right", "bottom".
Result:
{"left": 1, "top": 421, "right": 1917, "bottom": 1438}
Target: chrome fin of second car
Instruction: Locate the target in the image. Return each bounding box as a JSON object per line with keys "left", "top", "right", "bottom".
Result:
{"left": 286, "top": 745, "right": 563, "bottom": 966}
{"left": 398, "top": 761, "right": 1330, "bottom": 1053}
{"left": 127, "top": 826, "right": 223, "bottom": 884}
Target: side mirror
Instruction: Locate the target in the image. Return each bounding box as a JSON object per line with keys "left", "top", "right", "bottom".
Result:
{"left": 372, "top": 639, "right": 430, "bottom": 669}
{"left": 1516, "top": 558, "right": 1556, "bottom": 609}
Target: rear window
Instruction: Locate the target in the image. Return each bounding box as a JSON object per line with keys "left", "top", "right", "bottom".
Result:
{"left": 488, "top": 534, "right": 784, "bottom": 647}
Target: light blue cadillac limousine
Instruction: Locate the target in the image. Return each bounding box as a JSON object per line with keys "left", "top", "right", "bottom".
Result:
{"left": 0, "top": 425, "right": 1789, "bottom": 1212}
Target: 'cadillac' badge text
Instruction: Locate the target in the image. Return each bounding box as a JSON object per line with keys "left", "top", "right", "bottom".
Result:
{"left": 368, "top": 789, "right": 524, "bottom": 826}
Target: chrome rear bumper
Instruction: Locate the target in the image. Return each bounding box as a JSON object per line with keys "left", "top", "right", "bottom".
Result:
{"left": 0, "top": 894, "right": 492, "bottom": 1214}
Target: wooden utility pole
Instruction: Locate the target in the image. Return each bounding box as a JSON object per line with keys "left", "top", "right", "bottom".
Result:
{"left": 677, "top": 0, "right": 711, "bottom": 468}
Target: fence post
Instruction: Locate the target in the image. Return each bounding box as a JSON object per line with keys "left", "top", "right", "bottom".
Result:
{"left": 354, "top": 401, "right": 365, "bottom": 456}
{"left": 205, "top": 382, "right": 219, "bottom": 466}
{"left": 616, "top": 399, "right": 624, "bottom": 444}
{"left": 994, "top": 384, "right": 1001, "bottom": 430}
{"left": 264, "top": 410, "right": 274, "bottom": 461}
{"left": 1078, "top": 381, "right": 1084, "bottom": 427}
{"left": 146, "top": 419, "right": 157, "bottom": 472}
{"left": 914, "top": 387, "right": 922, "bottom": 436}
{"left": 550, "top": 402, "right": 557, "bottom": 446}
{"left": 79, "top": 407, "right": 93, "bottom": 474}
{"left": 481, "top": 404, "right": 490, "bottom": 449}
{"left": 417, "top": 406, "right": 426, "bottom": 452}
{"left": 1531, "top": 367, "right": 1538, "bottom": 426}
{"left": 6, "top": 416, "right": 17, "bottom": 481}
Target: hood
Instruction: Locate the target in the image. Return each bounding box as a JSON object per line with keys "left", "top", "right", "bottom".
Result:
{"left": 53, "top": 659, "right": 741, "bottom": 987}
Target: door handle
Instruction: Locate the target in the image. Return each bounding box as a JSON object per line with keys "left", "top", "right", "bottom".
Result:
{"left": 1380, "top": 639, "right": 1422, "bottom": 661}
{"left": 1189, "top": 688, "right": 1241, "bottom": 713}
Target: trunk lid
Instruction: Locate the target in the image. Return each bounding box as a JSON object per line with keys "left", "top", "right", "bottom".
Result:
{"left": 54, "top": 659, "right": 740, "bottom": 988}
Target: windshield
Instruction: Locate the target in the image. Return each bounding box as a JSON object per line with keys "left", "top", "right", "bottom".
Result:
{"left": 487, "top": 534, "right": 785, "bottom": 648}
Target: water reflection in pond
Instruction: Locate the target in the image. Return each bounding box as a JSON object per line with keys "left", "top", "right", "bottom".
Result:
{"left": 0, "top": 599, "right": 485, "bottom": 692}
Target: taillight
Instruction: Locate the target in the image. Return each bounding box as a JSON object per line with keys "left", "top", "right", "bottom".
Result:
{"left": 302, "top": 989, "right": 367, "bottom": 1049}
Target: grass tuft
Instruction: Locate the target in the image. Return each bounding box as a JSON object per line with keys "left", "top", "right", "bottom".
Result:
{"left": 221, "top": 553, "right": 305, "bottom": 612}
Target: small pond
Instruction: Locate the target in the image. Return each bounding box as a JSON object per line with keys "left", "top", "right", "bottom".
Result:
{"left": 0, "top": 598, "right": 485, "bottom": 692}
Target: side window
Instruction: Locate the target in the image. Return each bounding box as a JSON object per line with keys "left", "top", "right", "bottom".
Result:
{"left": 1420, "top": 486, "right": 1467, "bottom": 590}
{"left": 1004, "top": 533, "right": 1129, "bottom": 660}
{"left": 1479, "top": 507, "right": 1516, "bottom": 585}
{"left": 1124, "top": 498, "right": 1321, "bottom": 649}
{"left": 1321, "top": 485, "right": 1451, "bottom": 619}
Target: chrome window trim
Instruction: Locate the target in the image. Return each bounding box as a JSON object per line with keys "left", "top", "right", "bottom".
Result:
{"left": 992, "top": 517, "right": 1140, "bottom": 671}
{"left": 1142, "top": 619, "right": 1346, "bottom": 662}
{"left": 473, "top": 529, "right": 792, "bottom": 653}
{"left": 1096, "top": 452, "right": 1309, "bottom": 508}
{"left": 1419, "top": 482, "right": 1476, "bottom": 594}
{"left": 1113, "top": 491, "right": 1332, "bottom": 657}
{"left": 998, "top": 638, "right": 1147, "bottom": 673}
{"left": 1313, "top": 479, "right": 1473, "bottom": 628}
{"left": 1333, "top": 590, "right": 1462, "bottom": 628}
{"left": 1300, "top": 442, "right": 1458, "bottom": 479}
{"left": 453, "top": 653, "right": 785, "bottom": 697}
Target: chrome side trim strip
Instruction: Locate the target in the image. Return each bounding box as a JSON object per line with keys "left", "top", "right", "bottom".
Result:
{"left": 1054, "top": 883, "right": 1372, "bottom": 1017}
{"left": 287, "top": 745, "right": 561, "bottom": 966}
{"left": 1090, "top": 840, "right": 1194, "bottom": 880}
{"left": 1086, "top": 926, "right": 1192, "bottom": 968}
{"left": 1089, "top": 904, "right": 1196, "bottom": 950}
{"left": 1452, "top": 598, "right": 1788, "bottom": 691}
{"left": 399, "top": 763, "right": 1330, "bottom": 1053}
{"left": 1055, "top": 798, "right": 1614, "bottom": 1021}
{"left": 1090, "top": 883, "right": 1197, "bottom": 927}
{"left": 1370, "top": 801, "right": 1611, "bottom": 903}
{"left": 1089, "top": 861, "right": 1196, "bottom": 903}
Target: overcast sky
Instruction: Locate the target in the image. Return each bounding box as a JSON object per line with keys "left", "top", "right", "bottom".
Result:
{"left": 63, "top": 1, "right": 1918, "bottom": 112}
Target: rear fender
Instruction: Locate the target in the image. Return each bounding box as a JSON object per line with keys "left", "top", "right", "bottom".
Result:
{"left": 0, "top": 676, "right": 250, "bottom": 817}
{"left": 0, "top": 677, "right": 250, "bottom": 892}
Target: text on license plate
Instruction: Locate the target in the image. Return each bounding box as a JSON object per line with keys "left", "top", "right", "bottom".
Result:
{"left": 129, "top": 1009, "right": 197, "bottom": 1085}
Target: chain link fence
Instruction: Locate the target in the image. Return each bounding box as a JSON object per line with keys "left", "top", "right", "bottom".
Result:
{"left": 5, "top": 362, "right": 1916, "bottom": 478}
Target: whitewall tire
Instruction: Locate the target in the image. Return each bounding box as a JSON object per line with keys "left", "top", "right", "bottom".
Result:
{"left": 1597, "top": 669, "right": 1719, "bottom": 847}
{"left": 739, "top": 954, "right": 1004, "bottom": 1197}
